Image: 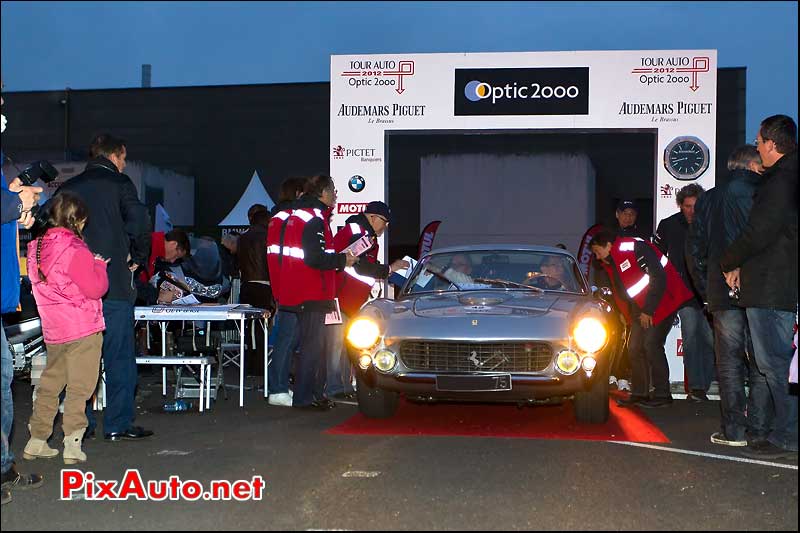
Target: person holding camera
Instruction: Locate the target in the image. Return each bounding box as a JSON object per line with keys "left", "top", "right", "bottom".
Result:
{"left": 2, "top": 85, "right": 46, "bottom": 506}
{"left": 720, "top": 115, "right": 798, "bottom": 460}
{"left": 685, "top": 145, "right": 771, "bottom": 448}
{"left": 56, "top": 133, "right": 152, "bottom": 442}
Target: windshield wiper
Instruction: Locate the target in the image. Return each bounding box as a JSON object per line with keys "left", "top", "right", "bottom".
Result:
{"left": 472, "top": 277, "right": 544, "bottom": 292}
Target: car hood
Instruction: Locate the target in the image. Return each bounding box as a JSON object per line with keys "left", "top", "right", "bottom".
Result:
{"left": 411, "top": 290, "right": 565, "bottom": 317}
{"left": 376, "top": 291, "right": 593, "bottom": 343}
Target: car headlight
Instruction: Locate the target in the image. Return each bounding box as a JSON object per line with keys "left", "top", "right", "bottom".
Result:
{"left": 358, "top": 352, "right": 373, "bottom": 370}
{"left": 373, "top": 349, "right": 397, "bottom": 373}
{"left": 347, "top": 318, "right": 381, "bottom": 349}
{"left": 573, "top": 317, "right": 608, "bottom": 353}
{"left": 556, "top": 350, "right": 580, "bottom": 375}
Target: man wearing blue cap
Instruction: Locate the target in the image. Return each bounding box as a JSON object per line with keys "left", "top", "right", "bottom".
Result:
{"left": 329, "top": 201, "right": 408, "bottom": 399}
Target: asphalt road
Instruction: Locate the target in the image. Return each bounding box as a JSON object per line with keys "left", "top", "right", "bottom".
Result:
{"left": 1, "top": 373, "right": 797, "bottom": 531}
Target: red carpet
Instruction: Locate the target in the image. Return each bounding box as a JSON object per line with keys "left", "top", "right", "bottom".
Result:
{"left": 326, "top": 396, "right": 669, "bottom": 443}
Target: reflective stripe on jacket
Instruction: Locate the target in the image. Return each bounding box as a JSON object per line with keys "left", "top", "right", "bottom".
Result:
{"left": 266, "top": 209, "right": 291, "bottom": 305}
{"left": 334, "top": 221, "right": 378, "bottom": 317}
{"left": 608, "top": 237, "right": 692, "bottom": 325}
{"left": 279, "top": 206, "right": 337, "bottom": 307}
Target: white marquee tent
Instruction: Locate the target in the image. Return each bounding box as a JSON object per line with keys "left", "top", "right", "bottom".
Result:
{"left": 218, "top": 170, "right": 275, "bottom": 227}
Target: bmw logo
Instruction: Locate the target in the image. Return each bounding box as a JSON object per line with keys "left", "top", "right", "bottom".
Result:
{"left": 349, "top": 175, "right": 366, "bottom": 193}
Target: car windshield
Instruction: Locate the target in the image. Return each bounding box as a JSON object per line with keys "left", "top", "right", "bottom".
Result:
{"left": 401, "top": 250, "right": 586, "bottom": 295}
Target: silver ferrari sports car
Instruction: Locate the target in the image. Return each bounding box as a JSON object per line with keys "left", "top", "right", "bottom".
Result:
{"left": 346, "top": 245, "right": 624, "bottom": 423}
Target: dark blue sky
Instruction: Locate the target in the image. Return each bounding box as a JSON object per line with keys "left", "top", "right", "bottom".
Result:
{"left": 1, "top": 1, "right": 797, "bottom": 140}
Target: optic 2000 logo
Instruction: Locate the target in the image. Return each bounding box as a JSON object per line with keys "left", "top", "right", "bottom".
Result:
{"left": 631, "top": 55, "right": 710, "bottom": 91}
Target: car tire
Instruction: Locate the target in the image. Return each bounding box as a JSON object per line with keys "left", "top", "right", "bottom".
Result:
{"left": 573, "top": 369, "right": 610, "bottom": 424}
{"left": 356, "top": 372, "right": 399, "bottom": 419}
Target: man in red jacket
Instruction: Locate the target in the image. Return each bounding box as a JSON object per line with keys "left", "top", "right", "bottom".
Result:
{"left": 590, "top": 230, "right": 692, "bottom": 408}
{"left": 279, "top": 175, "right": 357, "bottom": 410}
{"left": 327, "top": 201, "right": 408, "bottom": 399}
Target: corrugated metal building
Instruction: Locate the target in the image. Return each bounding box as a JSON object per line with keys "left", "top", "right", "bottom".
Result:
{"left": 1, "top": 69, "right": 745, "bottom": 259}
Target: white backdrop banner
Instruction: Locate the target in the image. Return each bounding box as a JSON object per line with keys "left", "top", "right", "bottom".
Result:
{"left": 330, "top": 50, "right": 718, "bottom": 384}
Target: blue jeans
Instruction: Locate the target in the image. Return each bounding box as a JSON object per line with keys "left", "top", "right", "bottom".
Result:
{"left": 678, "top": 305, "right": 716, "bottom": 391}
{"left": 326, "top": 322, "right": 354, "bottom": 397}
{"left": 268, "top": 310, "right": 299, "bottom": 395}
{"left": 86, "top": 300, "right": 137, "bottom": 435}
{"left": 746, "top": 308, "right": 798, "bottom": 451}
{"left": 712, "top": 309, "right": 772, "bottom": 442}
{"left": 1, "top": 318, "right": 14, "bottom": 474}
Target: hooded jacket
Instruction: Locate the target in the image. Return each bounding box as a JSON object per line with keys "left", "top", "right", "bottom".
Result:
{"left": 27, "top": 228, "right": 108, "bottom": 344}
{"left": 685, "top": 168, "right": 762, "bottom": 312}
{"left": 720, "top": 150, "right": 798, "bottom": 311}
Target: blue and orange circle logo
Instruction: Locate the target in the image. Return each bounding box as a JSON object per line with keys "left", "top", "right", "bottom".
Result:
{"left": 464, "top": 80, "right": 491, "bottom": 101}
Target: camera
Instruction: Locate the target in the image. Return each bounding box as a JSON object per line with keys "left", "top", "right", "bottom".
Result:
{"left": 17, "top": 160, "right": 59, "bottom": 187}
{"left": 728, "top": 286, "right": 740, "bottom": 300}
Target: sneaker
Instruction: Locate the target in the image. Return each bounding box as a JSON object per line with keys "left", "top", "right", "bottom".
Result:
{"left": 268, "top": 392, "right": 293, "bottom": 407}
{"left": 616, "top": 379, "right": 631, "bottom": 392}
{"left": 740, "top": 440, "right": 797, "bottom": 460}
{"left": 638, "top": 397, "right": 673, "bottom": 409}
{"left": 609, "top": 375, "right": 618, "bottom": 386}
{"left": 615, "top": 394, "right": 648, "bottom": 407}
{"left": 686, "top": 390, "right": 709, "bottom": 402}
{"left": 1, "top": 487, "right": 10, "bottom": 505}
{"left": 710, "top": 432, "right": 748, "bottom": 447}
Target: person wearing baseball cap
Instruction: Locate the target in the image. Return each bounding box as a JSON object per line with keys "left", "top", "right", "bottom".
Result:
{"left": 592, "top": 199, "right": 649, "bottom": 394}
{"left": 328, "top": 201, "right": 408, "bottom": 400}
{"left": 615, "top": 200, "right": 646, "bottom": 238}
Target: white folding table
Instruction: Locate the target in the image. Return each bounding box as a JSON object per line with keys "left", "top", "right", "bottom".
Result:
{"left": 134, "top": 304, "right": 269, "bottom": 407}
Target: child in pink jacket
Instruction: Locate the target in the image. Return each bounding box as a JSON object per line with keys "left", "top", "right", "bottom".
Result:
{"left": 23, "top": 191, "right": 109, "bottom": 464}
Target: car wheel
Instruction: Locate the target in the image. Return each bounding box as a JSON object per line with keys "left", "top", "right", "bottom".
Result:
{"left": 356, "top": 372, "right": 399, "bottom": 419}
{"left": 573, "top": 369, "right": 610, "bottom": 424}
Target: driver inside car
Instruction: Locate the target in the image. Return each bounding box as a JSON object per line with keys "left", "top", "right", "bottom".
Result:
{"left": 528, "top": 256, "right": 571, "bottom": 290}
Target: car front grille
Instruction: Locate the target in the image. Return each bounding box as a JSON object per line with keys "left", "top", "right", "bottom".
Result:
{"left": 398, "top": 341, "right": 553, "bottom": 373}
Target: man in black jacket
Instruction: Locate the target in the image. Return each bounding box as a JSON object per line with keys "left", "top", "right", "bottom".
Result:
{"left": 238, "top": 205, "right": 271, "bottom": 379}
{"left": 686, "top": 145, "right": 771, "bottom": 447}
{"left": 57, "top": 134, "right": 153, "bottom": 442}
{"left": 327, "top": 202, "right": 408, "bottom": 399}
{"left": 721, "top": 115, "right": 798, "bottom": 460}
{"left": 654, "top": 184, "right": 715, "bottom": 402}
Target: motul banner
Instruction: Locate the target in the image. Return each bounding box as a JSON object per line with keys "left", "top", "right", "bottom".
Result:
{"left": 417, "top": 221, "right": 441, "bottom": 259}
{"left": 576, "top": 223, "right": 604, "bottom": 279}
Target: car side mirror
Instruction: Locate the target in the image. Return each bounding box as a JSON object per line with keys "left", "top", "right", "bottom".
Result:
{"left": 592, "top": 286, "right": 613, "bottom": 301}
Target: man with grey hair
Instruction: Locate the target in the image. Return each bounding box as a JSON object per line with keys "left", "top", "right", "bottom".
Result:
{"left": 686, "top": 144, "right": 771, "bottom": 448}
{"left": 721, "top": 115, "right": 797, "bottom": 459}
{"left": 655, "top": 183, "right": 715, "bottom": 402}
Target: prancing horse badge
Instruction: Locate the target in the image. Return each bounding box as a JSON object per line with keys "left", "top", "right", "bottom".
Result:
{"left": 472, "top": 319, "right": 479, "bottom": 326}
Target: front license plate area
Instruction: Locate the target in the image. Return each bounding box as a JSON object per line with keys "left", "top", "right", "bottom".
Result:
{"left": 435, "top": 374, "right": 512, "bottom": 392}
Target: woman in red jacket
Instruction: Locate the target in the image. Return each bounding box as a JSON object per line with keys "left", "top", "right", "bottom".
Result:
{"left": 23, "top": 192, "right": 109, "bottom": 465}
